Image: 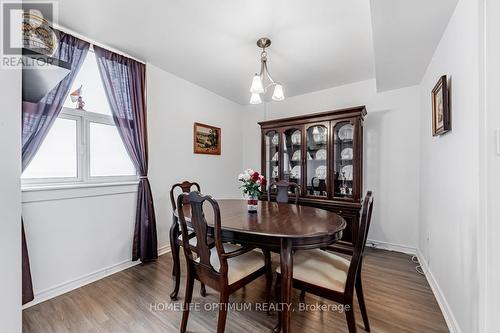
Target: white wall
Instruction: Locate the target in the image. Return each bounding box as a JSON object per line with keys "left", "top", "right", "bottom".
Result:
{"left": 0, "top": 69, "right": 22, "bottom": 331}
{"left": 417, "top": 0, "right": 483, "bottom": 332}
{"left": 22, "top": 185, "right": 138, "bottom": 304}
{"left": 147, "top": 64, "right": 243, "bottom": 249}
{"left": 485, "top": 0, "right": 500, "bottom": 331}
{"left": 242, "top": 79, "right": 420, "bottom": 250}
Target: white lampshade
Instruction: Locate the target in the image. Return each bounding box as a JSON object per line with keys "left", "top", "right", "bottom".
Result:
{"left": 249, "top": 74, "right": 264, "bottom": 93}
{"left": 272, "top": 84, "right": 284, "bottom": 101}
{"left": 249, "top": 93, "right": 262, "bottom": 104}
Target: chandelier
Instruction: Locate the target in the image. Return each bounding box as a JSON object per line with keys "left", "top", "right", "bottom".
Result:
{"left": 249, "top": 37, "right": 284, "bottom": 104}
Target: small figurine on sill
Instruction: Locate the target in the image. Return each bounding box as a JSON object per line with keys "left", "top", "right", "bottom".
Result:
{"left": 70, "top": 85, "right": 85, "bottom": 110}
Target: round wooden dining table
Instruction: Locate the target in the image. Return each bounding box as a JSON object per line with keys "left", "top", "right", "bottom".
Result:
{"left": 177, "top": 199, "right": 346, "bottom": 333}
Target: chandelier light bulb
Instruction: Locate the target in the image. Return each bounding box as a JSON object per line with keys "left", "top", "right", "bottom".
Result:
{"left": 272, "top": 84, "right": 284, "bottom": 101}
{"left": 249, "top": 93, "right": 262, "bottom": 105}
{"left": 249, "top": 74, "right": 264, "bottom": 94}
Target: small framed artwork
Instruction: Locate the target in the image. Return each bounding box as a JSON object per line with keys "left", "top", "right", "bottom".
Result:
{"left": 193, "top": 122, "right": 221, "bottom": 155}
{"left": 432, "top": 75, "right": 451, "bottom": 136}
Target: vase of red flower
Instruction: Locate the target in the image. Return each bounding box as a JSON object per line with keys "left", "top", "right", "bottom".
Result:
{"left": 238, "top": 169, "right": 267, "bottom": 213}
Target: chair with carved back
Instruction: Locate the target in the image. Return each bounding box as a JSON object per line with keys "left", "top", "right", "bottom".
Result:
{"left": 169, "top": 181, "right": 208, "bottom": 300}
{"left": 268, "top": 180, "right": 300, "bottom": 204}
{"left": 275, "top": 191, "right": 374, "bottom": 333}
{"left": 299, "top": 190, "right": 374, "bottom": 330}
{"left": 177, "top": 191, "right": 273, "bottom": 333}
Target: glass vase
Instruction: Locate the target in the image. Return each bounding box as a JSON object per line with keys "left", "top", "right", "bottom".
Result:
{"left": 247, "top": 194, "right": 258, "bottom": 213}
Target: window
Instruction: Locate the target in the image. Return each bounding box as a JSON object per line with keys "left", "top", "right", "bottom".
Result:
{"left": 22, "top": 51, "right": 137, "bottom": 186}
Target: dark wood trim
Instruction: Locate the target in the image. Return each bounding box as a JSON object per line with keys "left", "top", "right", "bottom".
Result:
{"left": 258, "top": 106, "right": 367, "bottom": 129}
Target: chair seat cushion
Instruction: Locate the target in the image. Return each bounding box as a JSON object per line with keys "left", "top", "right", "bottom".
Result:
{"left": 197, "top": 244, "right": 265, "bottom": 285}
{"left": 276, "top": 249, "right": 350, "bottom": 292}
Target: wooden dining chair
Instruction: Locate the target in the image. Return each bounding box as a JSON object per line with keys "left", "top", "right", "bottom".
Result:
{"left": 275, "top": 191, "right": 374, "bottom": 333}
{"left": 177, "top": 191, "right": 273, "bottom": 333}
{"left": 268, "top": 180, "right": 300, "bottom": 204}
{"left": 169, "top": 181, "right": 208, "bottom": 300}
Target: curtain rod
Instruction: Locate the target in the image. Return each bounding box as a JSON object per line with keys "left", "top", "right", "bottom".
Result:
{"left": 52, "top": 23, "right": 146, "bottom": 65}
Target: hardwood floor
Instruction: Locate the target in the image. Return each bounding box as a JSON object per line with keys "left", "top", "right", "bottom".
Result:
{"left": 22, "top": 248, "right": 449, "bottom": 333}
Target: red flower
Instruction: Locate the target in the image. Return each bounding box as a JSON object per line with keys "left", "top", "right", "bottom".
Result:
{"left": 251, "top": 172, "right": 260, "bottom": 182}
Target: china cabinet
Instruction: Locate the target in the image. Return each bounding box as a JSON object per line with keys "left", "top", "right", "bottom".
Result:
{"left": 259, "top": 106, "right": 366, "bottom": 244}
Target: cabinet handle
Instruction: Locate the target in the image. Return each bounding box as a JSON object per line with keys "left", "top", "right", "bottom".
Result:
{"left": 339, "top": 210, "right": 343, "bottom": 214}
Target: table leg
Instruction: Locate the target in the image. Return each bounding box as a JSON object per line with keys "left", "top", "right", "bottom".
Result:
{"left": 280, "top": 238, "right": 293, "bottom": 333}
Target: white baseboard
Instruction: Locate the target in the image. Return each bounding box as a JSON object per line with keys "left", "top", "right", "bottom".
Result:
{"left": 24, "top": 244, "right": 172, "bottom": 309}
{"left": 416, "top": 249, "right": 461, "bottom": 333}
{"left": 366, "top": 239, "right": 416, "bottom": 255}
{"left": 158, "top": 244, "right": 171, "bottom": 256}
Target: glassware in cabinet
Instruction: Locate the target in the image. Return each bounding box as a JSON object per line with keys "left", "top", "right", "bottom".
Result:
{"left": 282, "top": 128, "right": 302, "bottom": 193}
{"left": 333, "top": 120, "right": 355, "bottom": 199}
{"left": 305, "top": 124, "right": 328, "bottom": 198}
{"left": 264, "top": 130, "right": 280, "bottom": 192}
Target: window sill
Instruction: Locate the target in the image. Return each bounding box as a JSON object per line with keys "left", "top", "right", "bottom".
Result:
{"left": 22, "top": 181, "right": 140, "bottom": 203}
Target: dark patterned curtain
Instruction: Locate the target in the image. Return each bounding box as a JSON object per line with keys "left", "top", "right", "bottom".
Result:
{"left": 21, "top": 31, "right": 90, "bottom": 304}
{"left": 94, "top": 45, "right": 157, "bottom": 262}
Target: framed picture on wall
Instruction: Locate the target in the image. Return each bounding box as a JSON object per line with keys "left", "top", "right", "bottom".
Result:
{"left": 431, "top": 75, "right": 451, "bottom": 136}
{"left": 193, "top": 122, "right": 221, "bottom": 155}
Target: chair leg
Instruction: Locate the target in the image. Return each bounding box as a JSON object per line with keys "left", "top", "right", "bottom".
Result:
{"left": 345, "top": 302, "right": 357, "bottom": 333}
{"left": 264, "top": 250, "right": 273, "bottom": 315}
{"left": 200, "top": 283, "right": 207, "bottom": 297}
{"left": 217, "top": 290, "right": 229, "bottom": 333}
{"left": 180, "top": 271, "right": 194, "bottom": 333}
{"left": 356, "top": 276, "right": 370, "bottom": 332}
{"left": 169, "top": 218, "right": 181, "bottom": 301}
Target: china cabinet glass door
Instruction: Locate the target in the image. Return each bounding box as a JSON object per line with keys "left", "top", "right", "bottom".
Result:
{"left": 305, "top": 123, "right": 328, "bottom": 198}
{"left": 282, "top": 127, "right": 302, "bottom": 193}
{"left": 264, "top": 130, "right": 280, "bottom": 192}
{"left": 333, "top": 120, "right": 355, "bottom": 199}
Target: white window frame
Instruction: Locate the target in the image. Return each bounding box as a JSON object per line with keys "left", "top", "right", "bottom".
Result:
{"left": 21, "top": 107, "right": 138, "bottom": 187}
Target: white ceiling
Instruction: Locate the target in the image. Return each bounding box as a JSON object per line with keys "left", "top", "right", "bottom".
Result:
{"left": 55, "top": 0, "right": 457, "bottom": 104}
{"left": 370, "top": 0, "right": 458, "bottom": 92}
